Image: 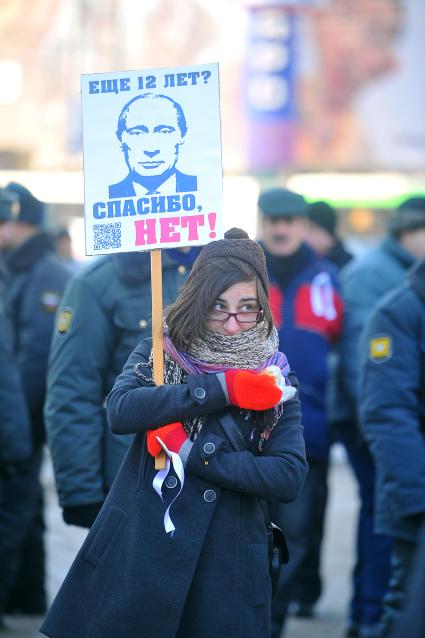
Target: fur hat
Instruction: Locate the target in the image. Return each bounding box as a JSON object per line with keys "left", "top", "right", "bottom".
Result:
{"left": 388, "top": 197, "right": 425, "bottom": 237}
{"left": 4, "top": 182, "right": 45, "bottom": 226}
{"left": 191, "top": 228, "right": 269, "bottom": 295}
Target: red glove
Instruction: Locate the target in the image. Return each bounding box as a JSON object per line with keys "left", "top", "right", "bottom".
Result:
{"left": 147, "top": 422, "right": 187, "bottom": 457}
{"left": 224, "top": 368, "right": 283, "bottom": 411}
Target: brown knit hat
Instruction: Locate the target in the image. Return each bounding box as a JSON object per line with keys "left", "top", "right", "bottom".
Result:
{"left": 191, "top": 227, "right": 269, "bottom": 295}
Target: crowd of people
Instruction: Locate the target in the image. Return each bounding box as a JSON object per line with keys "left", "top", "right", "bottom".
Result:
{"left": 0, "top": 181, "right": 424, "bottom": 638}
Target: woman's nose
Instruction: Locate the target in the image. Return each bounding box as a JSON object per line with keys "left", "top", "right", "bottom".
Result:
{"left": 223, "top": 315, "right": 240, "bottom": 335}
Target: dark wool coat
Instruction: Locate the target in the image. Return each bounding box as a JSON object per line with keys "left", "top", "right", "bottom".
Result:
{"left": 41, "top": 339, "right": 307, "bottom": 638}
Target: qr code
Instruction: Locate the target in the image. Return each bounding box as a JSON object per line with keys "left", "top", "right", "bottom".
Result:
{"left": 93, "top": 223, "right": 122, "bottom": 251}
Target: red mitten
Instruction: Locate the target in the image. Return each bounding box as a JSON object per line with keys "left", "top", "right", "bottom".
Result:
{"left": 224, "top": 368, "right": 283, "bottom": 411}
{"left": 147, "top": 422, "right": 187, "bottom": 457}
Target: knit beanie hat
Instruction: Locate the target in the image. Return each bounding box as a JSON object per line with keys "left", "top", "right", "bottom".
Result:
{"left": 0, "top": 188, "right": 19, "bottom": 222}
{"left": 190, "top": 227, "right": 269, "bottom": 296}
{"left": 5, "top": 182, "right": 45, "bottom": 226}
{"left": 387, "top": 197, "right": 425, "bottom": 237}
{"left": 308, "top": 201, "right": 337, "bottom": 237}
{"left": 258, "top": 187, "right": 308, "bottom": 218}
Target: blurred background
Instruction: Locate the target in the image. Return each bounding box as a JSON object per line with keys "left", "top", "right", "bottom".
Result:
{"left": 0, "top": 0, "right": 424, "bottom": 256}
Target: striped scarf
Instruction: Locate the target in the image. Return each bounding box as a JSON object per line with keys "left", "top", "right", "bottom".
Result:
{"left": 138, "top": 323, "right": 289, "bottom": 446}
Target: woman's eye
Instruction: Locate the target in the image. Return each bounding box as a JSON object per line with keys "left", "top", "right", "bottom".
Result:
{"left": 241, "top": 303, "right": 258, "bottom": 312}
{"left": 212, "top": 302, "right": 225, "bottom": 311}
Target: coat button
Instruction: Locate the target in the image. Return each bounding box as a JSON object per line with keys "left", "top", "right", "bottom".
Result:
{"left": 203, "top": 442, "right": 215, "bottom": 455}
{"left": 178, "top": 265, "right": 187, "bottom": 275}
{"left": 194, "top": 387, "right": 206, "bottom": 400}
{"left": 165, "top": 475, "right": 178, "bottom": 489}
{"left": 203, "top": 489, "right": 216, "bottom": 503}
{"left": 139, "top": 319, "right": 147, "bottom": 329}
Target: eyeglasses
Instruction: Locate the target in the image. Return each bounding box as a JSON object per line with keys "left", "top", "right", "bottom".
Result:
{"left": 207, "top": 309, "right": 263, "bottom": 324}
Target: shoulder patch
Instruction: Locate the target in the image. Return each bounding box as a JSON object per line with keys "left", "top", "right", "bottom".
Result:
{"left": 56, "top": 307, "right": 73, "bottom": 337}
{"left": 369, "top": 335, "right": 392, "bottom": 363}
{"left": 41, "top": 290, "right": 61, "bottom": 312}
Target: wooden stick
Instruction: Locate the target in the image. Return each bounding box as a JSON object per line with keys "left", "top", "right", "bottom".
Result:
{"left": 150, "top": 249, "right": 166, "bottom": 470}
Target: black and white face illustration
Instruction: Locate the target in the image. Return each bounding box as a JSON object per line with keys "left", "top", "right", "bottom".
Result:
{"left": 117, "top": 94, "right": 187, "bottom": 179}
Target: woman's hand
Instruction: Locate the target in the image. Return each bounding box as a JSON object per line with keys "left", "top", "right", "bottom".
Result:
{"left": 223, "top": 366, "right": 295, "bottom": 410}
{"left": 146, "top": 422, "right": 188, "bottom": 457}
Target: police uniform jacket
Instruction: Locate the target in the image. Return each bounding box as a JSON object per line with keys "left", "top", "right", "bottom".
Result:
{"left": 4, "top": 232, "right": 70, "bottom": 447}
{"left": 0, "top": 263, "right": 31, "bottom": 464}
{"left": 40, "top": 338, "right": 307, "bottom": 638}
{"left": 45, "top": 251, "right": 192, "bottom": 511}
{"left": 359, "top": 261, "right": 425, "bottom": 540}
{"left": 339, "top": 237, "right": 415, "bottom": 415}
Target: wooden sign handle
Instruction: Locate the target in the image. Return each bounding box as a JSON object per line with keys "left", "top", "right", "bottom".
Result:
{"left": 151, "top": 249, "right": 166, "bottom": 470}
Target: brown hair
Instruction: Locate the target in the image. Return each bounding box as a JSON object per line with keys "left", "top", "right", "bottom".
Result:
{"left": 165, "top": 256, "right": 274, "bottom": 351}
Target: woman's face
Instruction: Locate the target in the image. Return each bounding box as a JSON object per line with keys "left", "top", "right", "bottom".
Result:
{"left": 206, "top": 281, "right": 260, "bottom": 336}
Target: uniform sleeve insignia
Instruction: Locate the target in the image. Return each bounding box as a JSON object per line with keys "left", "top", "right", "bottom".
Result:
{"left": 56, "top": 307, "right": 73, "bottom": 337}
{"left": 369, "top": 335, "right": 392, "bottom": 363}
{"left": 41, "top": 290, "right": 61, "bottom": 312}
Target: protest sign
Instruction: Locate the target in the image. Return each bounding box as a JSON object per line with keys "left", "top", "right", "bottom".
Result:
{"left": 81, "top": 63, "right": 223, "bottom": 255}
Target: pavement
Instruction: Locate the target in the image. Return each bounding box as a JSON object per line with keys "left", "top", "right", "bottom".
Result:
{"left": 0, "top": 445, "right": 358, "bottom": 638}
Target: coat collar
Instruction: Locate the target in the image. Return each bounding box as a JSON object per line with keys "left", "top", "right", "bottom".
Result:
{"left": 5, "top": 231, "right": 53, "bottom": 273}
{"left": 381, "top": 236, "right": 415, "bottom": 270}
{"left": 408, "top": 260, "right": 425, "bottom": 304}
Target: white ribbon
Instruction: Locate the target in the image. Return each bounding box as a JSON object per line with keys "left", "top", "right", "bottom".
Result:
{"left": 151, "top": 437, "right": 185, "bottom": 537}
{"left": 265, "top": 365, "right": 297, "bottom": 404}
{"left": 310, "top": 271, "right": 337, "bottom": 320}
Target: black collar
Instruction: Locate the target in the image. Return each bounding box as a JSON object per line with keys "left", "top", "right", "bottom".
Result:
{"left": 5, "top": 232, "right": 53, "bottom": 272}
{"left": 262, "top": 242, "right": 314, "bottom": 290}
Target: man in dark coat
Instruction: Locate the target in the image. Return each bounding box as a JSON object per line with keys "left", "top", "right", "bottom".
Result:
{"left": 0, "top": 188, "right": 32, "bottom": 629}
{"left": 0, "top": 282, "right": 32, "bottom": 630}
{"left": 45, "top": 248, "right": 199, "bottom": 528}
{"left": 306, "top": 200, "right": 353, "bottom": 270}
{"left": 392, "top": 522, "right": 425, "bottom": 638}
{"left": 0, "top": 183, "right": 70, "bottom": 617}
{"left": 257, "top": 187, "right": 343, "bottom": 633}
{"left": 337, "top": 196, "right": 425, "bottom": 638}
{"left": 293, "top": 198, "right": 352, "bottom": 616}
{"left": 360, "top": 260, "right": 425, "bottom": 637}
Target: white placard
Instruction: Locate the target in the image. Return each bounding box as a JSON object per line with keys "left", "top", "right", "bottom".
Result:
{"left": 81, "top": 63, "right": 223, "bottom": 255}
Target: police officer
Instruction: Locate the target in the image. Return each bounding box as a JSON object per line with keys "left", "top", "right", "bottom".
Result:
{"left": 0, "top": 182, "right": 70, "bottom": 616}
{"left": 360, "top": 260, "right": 425, "bottom": 638}
{"left": 337, "top": 197, "right": 425, "bottom": 638}
{"left": 45, "top": 246, "right": 199, "bottom": 528}
{"left": 0, "top": 188, "right": 32, "bottom": 628}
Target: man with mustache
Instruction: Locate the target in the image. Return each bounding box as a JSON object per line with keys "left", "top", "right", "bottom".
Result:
{"left": 258, "top": 187, "right": 343, "bottom": 637}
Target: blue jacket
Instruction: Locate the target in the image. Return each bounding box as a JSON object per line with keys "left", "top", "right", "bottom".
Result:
{"left": 4, "top": 232, "right": 70, "bottom": 447}
{"left": 41, "top": 338, "right": 307, "bottom": 638}
{"left": 45, "top": 251, "right": 194, "bottom": 510}
{"left": 265, "top": 244, "right": 343, "bottom": 460}
{"left": 0, "top": 264, "right": 31, "bottom": 464}
{"left": 339, "top": 237, "right": 415, "bottom": 417}
{"left": 359, "top": 261, "right": 425, "bottom": 540}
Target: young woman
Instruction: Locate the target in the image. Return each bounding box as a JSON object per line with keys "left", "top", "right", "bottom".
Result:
{"left": 41, "top": 228, "right": 307, "bottom": 638}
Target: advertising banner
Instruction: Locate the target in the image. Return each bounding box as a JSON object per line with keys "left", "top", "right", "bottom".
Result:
{"left": 244, "top": 0, "right": 425, "bottom": 171}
